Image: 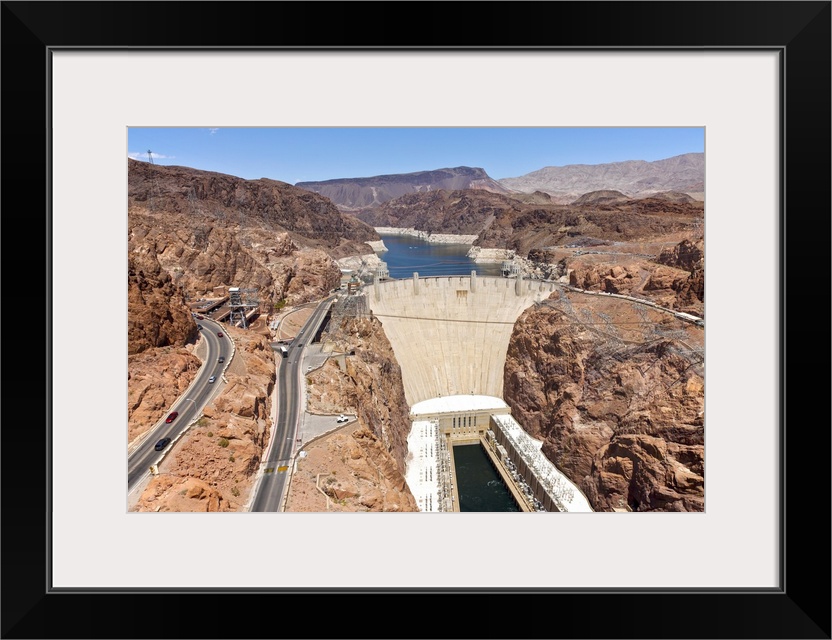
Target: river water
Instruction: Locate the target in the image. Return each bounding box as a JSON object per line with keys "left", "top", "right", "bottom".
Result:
{"left": 453, "top": 444, "right": 520, "bottom": 512}
{"left": 376, "top": 234, "right": 503, "bottom": 279}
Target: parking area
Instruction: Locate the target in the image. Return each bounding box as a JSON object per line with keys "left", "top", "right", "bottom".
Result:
{"left": 298, "top": 410, "right": 356, "bottom": 446}
{"left": 302, "top": 343, "right": 331, "bottom": 373}
{"left": 296, "top": 345, "right": 355, "bottom": 446}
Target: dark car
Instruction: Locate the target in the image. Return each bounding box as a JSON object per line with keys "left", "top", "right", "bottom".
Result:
{"left": 197, "top": 325, "right": 203, "bottom": 331}
{"left": 218, "top": 356, "right": 225, "bottom": 364}
{"left": 217, "top": 332, "right": 224, "bottom": 338}
{"left": 165, "top": 411, "right": 178, "bottom": 424}
{"left": 196, "top": 315, "right": 204, "bottom": 320}
{"left": 154, "top": 437, "right": 172, "bottom": 451}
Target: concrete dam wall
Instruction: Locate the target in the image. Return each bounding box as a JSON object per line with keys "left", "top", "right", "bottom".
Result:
{"left": 365, "top": 275, "right": 557, "bottom": 406}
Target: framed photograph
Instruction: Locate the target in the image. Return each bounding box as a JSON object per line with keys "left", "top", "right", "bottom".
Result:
{"left": 5, "top": 1, "right": 829, "bottom": 638}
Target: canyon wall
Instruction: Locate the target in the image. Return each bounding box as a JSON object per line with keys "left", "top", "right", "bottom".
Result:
{"left": 503, "top": 292, "right": 704, "bottom": 512}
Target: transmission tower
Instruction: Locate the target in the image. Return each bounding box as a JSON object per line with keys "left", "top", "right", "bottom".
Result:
{"left": 187, "top": 187, "right": 202, "bottom": 217}
{"left": 228, "top": 287, "right": 259, "bottom": 329}
{"left": 146, "top": 150, "right": 162, "bottom": 212}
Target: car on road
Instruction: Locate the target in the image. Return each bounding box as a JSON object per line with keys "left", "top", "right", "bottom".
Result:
{"left": 218, "top": 356, "right": 225, "bottom": 363}
{"left": 196, "top": 315, "right": 204, "bottom": 320}
{"left": 154, "top": 437, "right": 172, "bottom": 451}
{"left": 208, "top": 376, "right": 216, "bottom": 384}
{"left": 217, "top": 332, "right": 224, "bottom": 338}
{"left": 165, "top": 411, "right": 178, "bottom": 424}
{"left": 197, "top": 325, "right": 203, "bottom": 331}
{"left": 336, "top": 415, "right": 349, "bottom": 423}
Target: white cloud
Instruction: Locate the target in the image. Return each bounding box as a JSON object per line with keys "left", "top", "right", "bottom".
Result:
{"left": 209, "top": 128, "right": 219, "bottom": 135}
{"left": 127, "top": 151, "right": 175, "bottom": 161}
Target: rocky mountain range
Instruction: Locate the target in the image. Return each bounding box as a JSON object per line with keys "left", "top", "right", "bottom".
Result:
{"left": 295, "top": 166, "right": 513, "bottom": 210}
{"left": 499, "top": 152, "right": 704, "bottom": 202}
{"left": 293, "top": 153, "right": 704, "bottom": 209}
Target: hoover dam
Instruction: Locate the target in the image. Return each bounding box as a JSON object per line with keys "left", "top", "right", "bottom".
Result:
{"left": 365, "top": 272, "right": 555, "bottom": 405}
{"left": 363, "top": 273, "right": 593, "bottom": 513}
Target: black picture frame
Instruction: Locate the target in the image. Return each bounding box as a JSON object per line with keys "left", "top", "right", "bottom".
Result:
{"left": 3, "top": 2, "right": 829, "bottom": 638}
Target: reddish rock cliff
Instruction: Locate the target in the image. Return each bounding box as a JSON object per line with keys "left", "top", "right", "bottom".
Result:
{"left": 504, "top": 292, "right": 704, "bottom": 512}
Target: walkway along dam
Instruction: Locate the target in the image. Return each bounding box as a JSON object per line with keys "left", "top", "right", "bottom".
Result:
{"left": 363, "top": 273, "right": 593, "bottom": 513}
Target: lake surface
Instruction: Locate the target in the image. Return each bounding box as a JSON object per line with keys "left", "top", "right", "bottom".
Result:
{"left": 376, "top": 234, "right": 504, "bottom": 279}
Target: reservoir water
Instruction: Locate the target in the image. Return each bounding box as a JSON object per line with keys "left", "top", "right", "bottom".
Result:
{"left": 453, "top": 444, "right": 520, "bottom": 512}
{"left": 376, "top": 234, "right": 503, "bottom": 279}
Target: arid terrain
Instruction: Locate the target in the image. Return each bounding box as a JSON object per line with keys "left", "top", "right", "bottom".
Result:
{"left": 128, "top": 156, "right": 704, "bottom": 513}
{"left": 297, "top": 153, "right": 704, "bottom": 208}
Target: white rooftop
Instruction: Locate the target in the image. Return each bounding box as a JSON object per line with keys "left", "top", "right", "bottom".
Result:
{"left": 405, "top": 419, "right": 443, "bottom": 512}
{"left": 410, "top": 394, "right": 509, "bottom": 416}
{"left": 492, "top": 414, "right": 594, "bottom": 513}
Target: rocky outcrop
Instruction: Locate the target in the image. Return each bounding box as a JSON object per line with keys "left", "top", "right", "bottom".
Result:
{"left": 473, "top": 197, "right": 703, "bottom": 257}
{"left": 130, "top": 213, "right": 342, "bottom": 312}
{"left": 654, "top": 238, "right": 704, "bottom": 314}
{"left": 296, "top": 166, "right": 513, "bottom": 210}
{"left": 128, "top": 244, "right": 197, "bottom": 355}
{"left": 504, "top": 294, "right": 704, "bottom": 512}
{"left": 285, "top": 315, "right": 418, "bottom": 512}
{"left": 308, "top": 316, "right": 412, "bottom": 472}
{"left": 127, "top": 244, "right": 203, "bottom": 443}
{"left": 649, "top": 191, "right": 698, "bottom": 203}
{"left": 656, "top": 238, "right": 704, "bottom": 272}
{"left": 133, "top": 475, "right": 225, "bottom": 512}
{"left": 128, "top": 348, "right": 202, "bottom": 444}
{"left": 572, "top": 190, "right": 629, "bottom": 205}
{"left": 285, "top": 424, "right": 418, "bottom": 512}
{"left": 129, "top": 158, "right": 379, "bottom": 251}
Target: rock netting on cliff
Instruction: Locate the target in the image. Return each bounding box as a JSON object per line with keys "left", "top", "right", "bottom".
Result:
{"left": 504, "top": 291, "right": 704, "bottom": 512}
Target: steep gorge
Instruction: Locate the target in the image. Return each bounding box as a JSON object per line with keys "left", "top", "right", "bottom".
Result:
{"left": 127, "top": 158, "right": 706, "bottom": 513}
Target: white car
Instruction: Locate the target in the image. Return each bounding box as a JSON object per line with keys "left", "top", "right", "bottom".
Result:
{"left": 336, "top": 415, "right": 349, "bottom": 423}
{"left": 208, "top": 376, "right": 216, "bottom": 384}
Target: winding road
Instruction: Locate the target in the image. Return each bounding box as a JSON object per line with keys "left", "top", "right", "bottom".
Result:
{"left": 127, "top": 317, "right": 232, "bottom": 492}
{"left": 249, "top": 296, "right": 334, "bottom": 512}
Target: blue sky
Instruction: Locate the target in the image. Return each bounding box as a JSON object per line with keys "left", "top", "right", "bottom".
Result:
{"left": 128, "top": 127, "right": 704, "bottom": 185}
